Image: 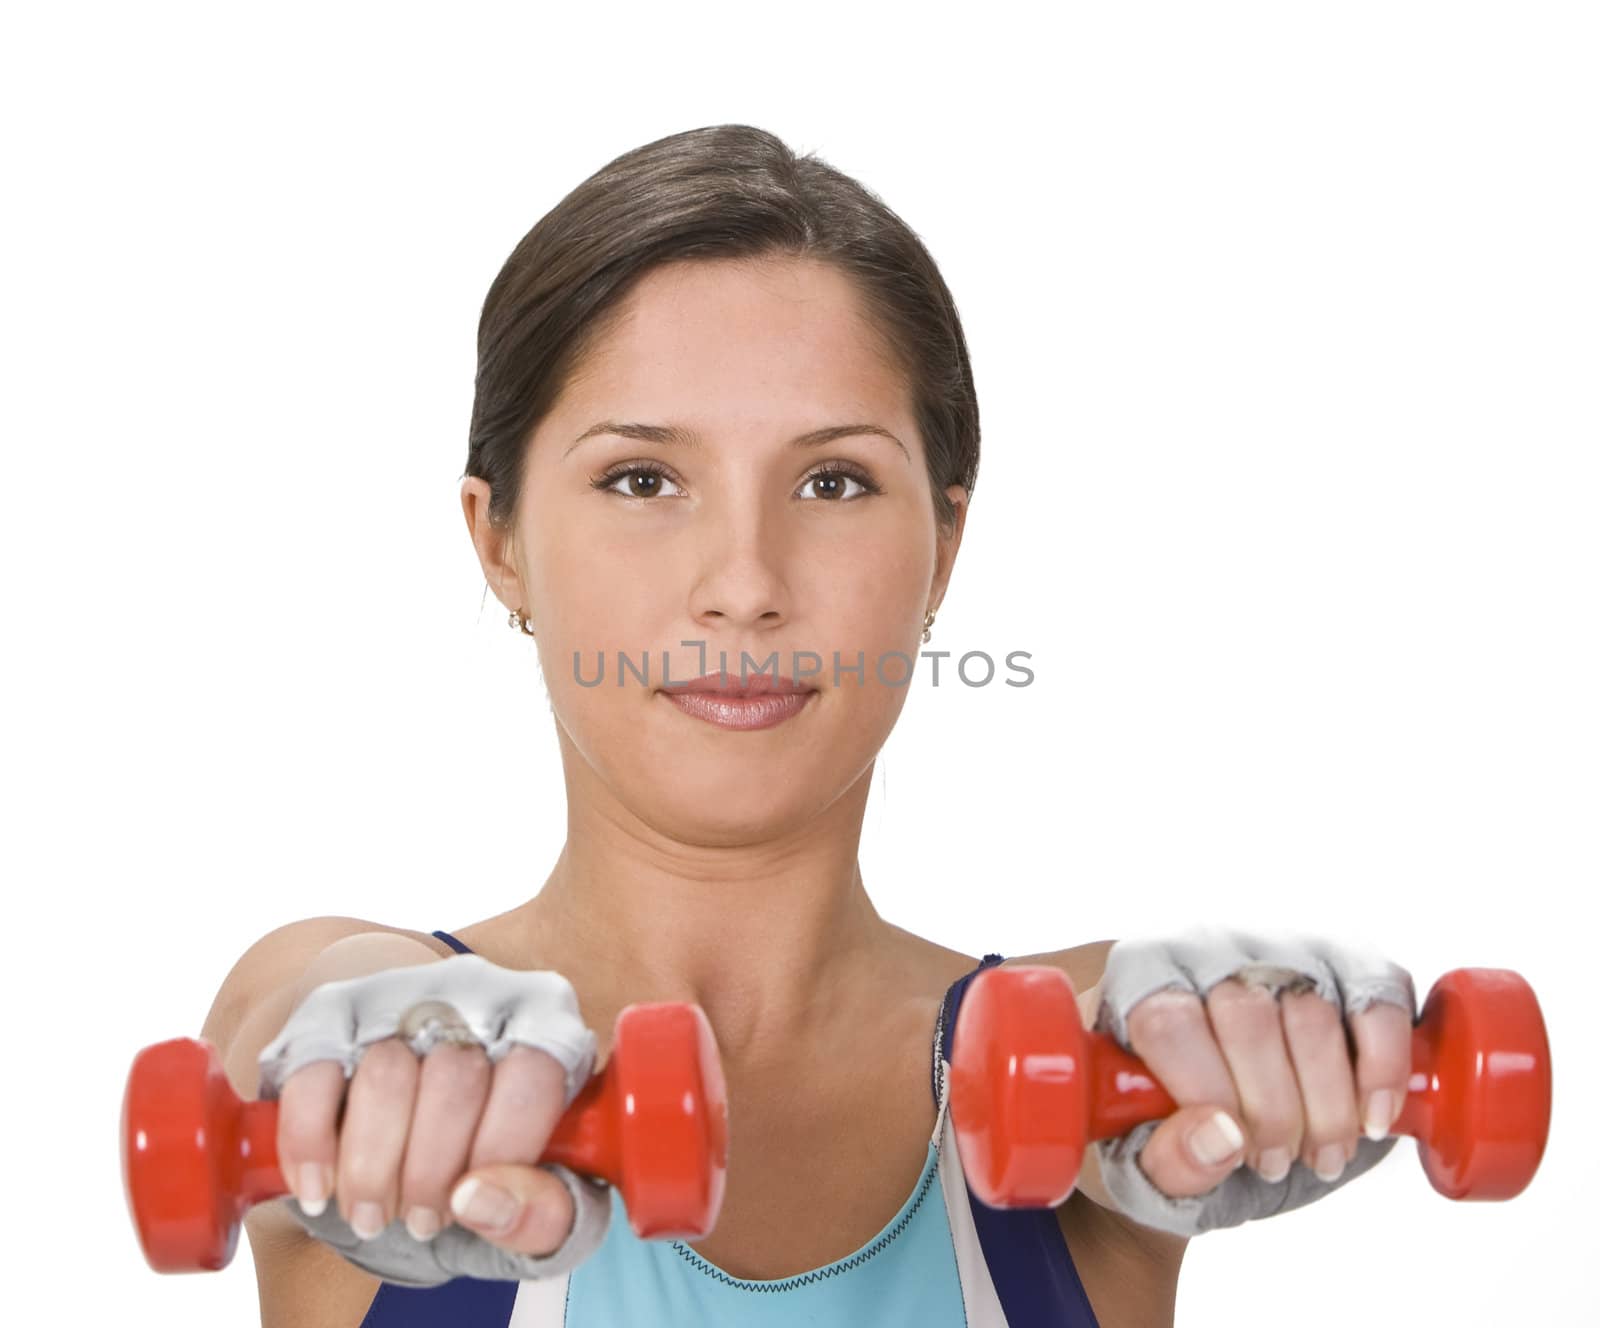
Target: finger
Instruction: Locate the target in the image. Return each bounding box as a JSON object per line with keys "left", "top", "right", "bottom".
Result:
{"left": 1131, "top": 1102, "right": 1247, "bottom": 1199}
{"left": 467, "top": 1044, "right": 569, "bottom": 1171}
{"left": 336, "top": 1037, "right": 421, "bottom": 1238}
{"left": 1124, "top": 988, "right": 1242, "bottom": 1120}
{"left": 1202, "top": 979, "right": 1305, "bottom": 1182}
{"left": 1280, "top": 989, "right": 1362, "bottom": 1180}
{"left": 396, "top": 1043, "right": 493, "bottom": 1241}
{"left": 275, "top": 1059, "right": 344, "bottom": 1216}
{"left": 1348, "top": 998, "right": 1413, "bottom": 1141}
{"left": 450, "top": 1163, "right": 576, "bottom": 1256}
{"left": 1123, "top": 989, "right": 1246, "bottom": 1198}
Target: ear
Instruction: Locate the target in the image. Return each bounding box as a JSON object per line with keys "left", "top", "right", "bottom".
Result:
{"left": 460, "top": 476, "right": 526, "bottom": 614}
{"left": 928, "top": 483, "right": 969, "bottom": 612}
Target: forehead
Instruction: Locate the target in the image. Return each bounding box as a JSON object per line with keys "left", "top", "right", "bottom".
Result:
{"left": 555, "top": 257, "right": 911, "bottom": 435}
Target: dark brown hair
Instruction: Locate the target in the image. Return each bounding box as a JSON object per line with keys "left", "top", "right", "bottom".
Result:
{"left": 462, "top": 123, "right": 980, "bottom": 536}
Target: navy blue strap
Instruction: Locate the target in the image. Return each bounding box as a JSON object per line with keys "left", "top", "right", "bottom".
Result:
{"left": 431, "top": 928, "right": 475, "bottom": 955}
{"left": 360, "top": 1275, "right": 517, "bottom": 1326}
{"left": 930, "top": 953, "right": 1005, "bottom": 1103}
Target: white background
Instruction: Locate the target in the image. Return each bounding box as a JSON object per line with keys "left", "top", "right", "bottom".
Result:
{"left": 3, "top": 2, "right": 1593, "bottom": 1323}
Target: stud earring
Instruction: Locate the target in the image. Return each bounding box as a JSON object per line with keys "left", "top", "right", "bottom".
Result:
{"left": 509, "top": 607, "right": 536, "bottom": 637}
{"left": 922, "top": 609, "right": 936, "bottom": 644}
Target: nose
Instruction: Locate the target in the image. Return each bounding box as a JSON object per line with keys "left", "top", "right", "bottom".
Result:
{"left": 686, "top": 499, "right": 791, "bottom": 634}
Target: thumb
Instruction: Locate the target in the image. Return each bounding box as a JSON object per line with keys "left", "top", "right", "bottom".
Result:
{"left": 1132, "top": 1104, "right": 1247, "bottom": 1199}
{"left": 449, "top": 1163, "right": 576, "bottom": 1255}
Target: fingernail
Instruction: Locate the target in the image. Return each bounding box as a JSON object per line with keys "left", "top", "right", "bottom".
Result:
{"left": 1257, "top": 1147, "right": 1292, "bottom": 1183}
{"left": 1313, "top": 1143, "right": 1347, "bottom": 1182}
{"left": 404, "top": 1206, "right": 441, "bottom": 1242}
{"left": 1363, "top": 1089, "right": 1396, "bottom": 1141}
{"left": 350, "top": 1201, "right": 388, "bottom": 1240}
{"left": 296, "top": 1163, "right": 329, "bottom": 1218}
{"left": 451, "top": 1176, "right": 521, "bottom": 1234}
{"left": 1190, "top": 1110, "right": 1245, "bottom": 1167}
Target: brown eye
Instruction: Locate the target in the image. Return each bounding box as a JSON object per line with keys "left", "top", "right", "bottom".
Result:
{"left": 800, "top": 468, "right": 877, "bottom": 502}
{"left": 593, "top": 465, "right": 683, "bottom": 499}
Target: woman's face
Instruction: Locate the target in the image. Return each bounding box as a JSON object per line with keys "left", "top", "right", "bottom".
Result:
{"left": 476, "top": 255, "right": 966, "bottom": 847}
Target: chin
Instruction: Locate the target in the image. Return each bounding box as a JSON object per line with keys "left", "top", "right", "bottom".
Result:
{"left": 648, "top": 784, "right": 815, "bottom": 846}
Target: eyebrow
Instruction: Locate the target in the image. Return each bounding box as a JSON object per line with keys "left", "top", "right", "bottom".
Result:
{"left": 564, "top": 420, "right": 909, "bottom": 462}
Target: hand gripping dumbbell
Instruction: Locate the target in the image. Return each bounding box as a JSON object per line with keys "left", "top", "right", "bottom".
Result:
{"left": 948, "top": 966, "right": 1551, "bottom": 1208}
{"left": 122, "top": 1001, "right": 729, "bottom": 1272}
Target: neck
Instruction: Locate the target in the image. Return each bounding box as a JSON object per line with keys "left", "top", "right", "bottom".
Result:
{"left": 515, "top": 762, "right": 904, "bottom": 1068}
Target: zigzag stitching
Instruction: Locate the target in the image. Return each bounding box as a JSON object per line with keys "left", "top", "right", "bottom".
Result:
{"left": 668, "top": 1153, "right": 942, "bottom": 1292}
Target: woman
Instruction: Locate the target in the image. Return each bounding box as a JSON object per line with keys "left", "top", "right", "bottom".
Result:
{"left": 202, "top": 123, "right": 1414, "bottom": 1327}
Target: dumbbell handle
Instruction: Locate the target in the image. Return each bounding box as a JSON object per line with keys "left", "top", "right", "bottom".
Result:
{"left": 1086, "top": 1025, "right": 1431, "bottom": 1140}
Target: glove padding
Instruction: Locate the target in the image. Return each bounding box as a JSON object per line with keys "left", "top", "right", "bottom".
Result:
{"left": 257, "top": 953, "right": 605, "bottom": 1283}
{"left": 284, "top": 1163, "right": 613, "bottom": 1287}
{"left": 1091, "top": 928, "right": 1416, "bottom": 1237}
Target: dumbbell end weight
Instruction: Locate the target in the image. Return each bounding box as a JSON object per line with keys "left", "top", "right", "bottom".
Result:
{"left": 946, "top": 965, "right": 1162, "bottom": 1209}
{"left": 122, "top": 1037, "right": 283, "bottom": 1273}
{"left": 542, "top": 1001, "right": 730, "bottom": 1240}
{"left": 1390, "top": 967, "right": 1552, "bottom": 1200}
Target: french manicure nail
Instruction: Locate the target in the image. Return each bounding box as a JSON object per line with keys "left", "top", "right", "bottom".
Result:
{"left": 1313, "top": 1143, "right": 1346, "bottom": 1182}
{"left": 451, "top": 1177, "right": 521, "bottom": 1234}
{"left": 350, "top": 1201, "right": 387, "bottom": 1240}
{"left": 405, "top": 1206, "right": 441, "bottom": 1242}
{"left": 1190, "top": 1111, "right": 1245, "bottom": 1167}
{"left": 1364, "top": 1089, "right": 1396, "bottom": 1141}
{"left": 296, "top": 1163, "right": 329, "bottom": 1218}
{"left": 1257, "top": 1147, "right": 1291, "bottom": 1182}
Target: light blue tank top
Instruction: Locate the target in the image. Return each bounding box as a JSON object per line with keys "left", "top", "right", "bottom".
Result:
{"left": 356, "top": 931, "right": 1100, "bottom": 1327}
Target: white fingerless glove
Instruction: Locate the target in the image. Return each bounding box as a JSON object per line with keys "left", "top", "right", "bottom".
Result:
{"left": 257, "top": 953, "right": 609, "bottom": 1284}
{"left": 1091, "top": 928, "right": 1417, "bottom": 1237}
{"left": 288, "top": 1163, "right": 613, "bottom": 1287}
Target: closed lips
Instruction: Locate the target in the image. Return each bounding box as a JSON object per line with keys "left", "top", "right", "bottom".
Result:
{"left": 658, "top": 675, "right": 817, "bottom": 731}
{"left": 661, "top": 673, "right": 815, "bottom": 697}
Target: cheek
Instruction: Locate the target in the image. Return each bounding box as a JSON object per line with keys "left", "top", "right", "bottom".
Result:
{"left": 806, "top": 536, "right": 930, "bottom": 651}
{"left": 527, "top": 519, "right": 667, "bottom": 650}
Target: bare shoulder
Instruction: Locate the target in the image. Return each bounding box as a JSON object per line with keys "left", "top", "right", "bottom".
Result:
{"left": 998, "top": 938, "right": 1116, "bottom": 990}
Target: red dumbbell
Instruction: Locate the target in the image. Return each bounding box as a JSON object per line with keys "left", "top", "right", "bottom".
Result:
{"left": 949, "top": 965, "right": 1551, "bottom": 1208}
{"left": 122, "top": 1001, "right": 729, "bottom": 1272}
